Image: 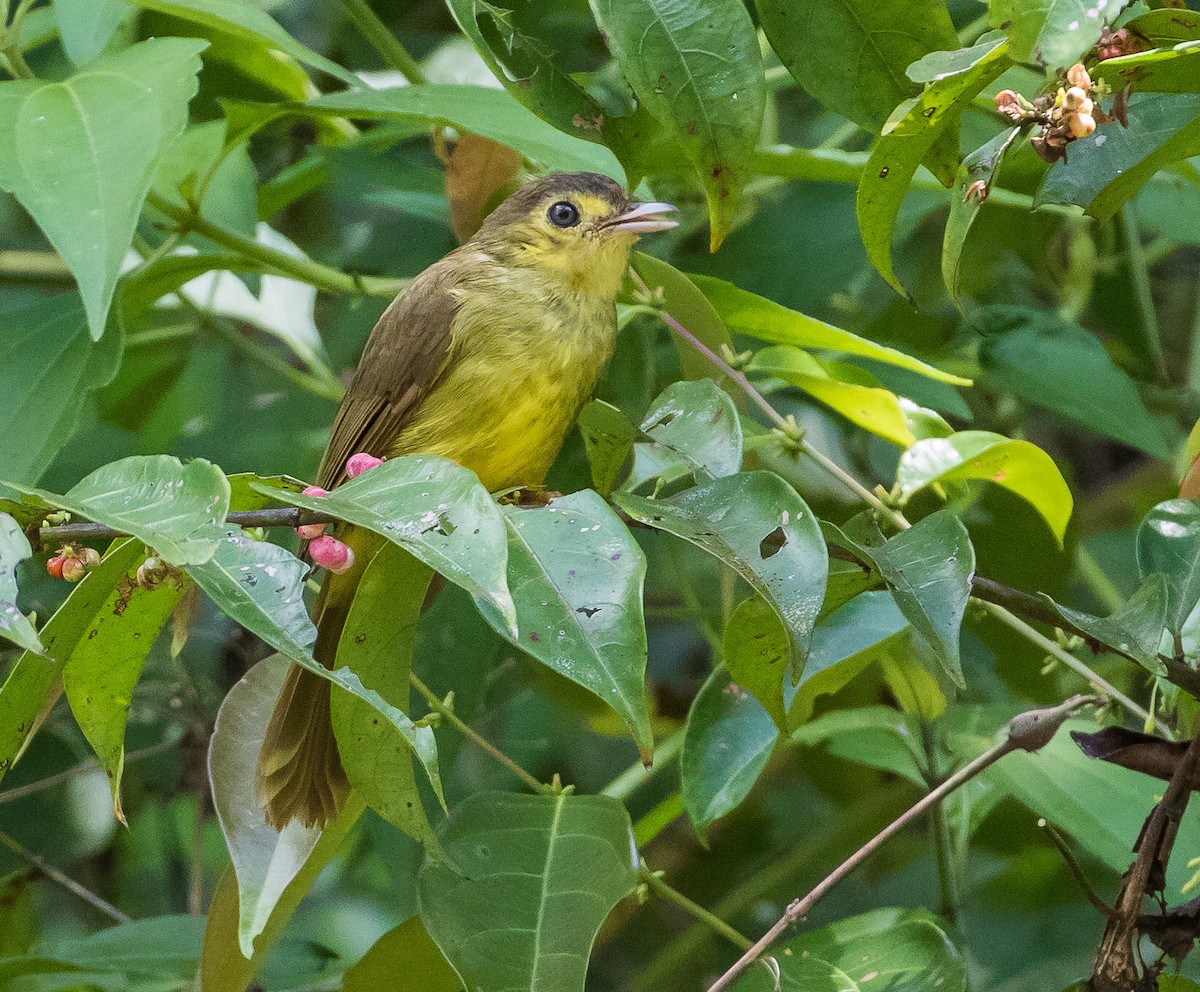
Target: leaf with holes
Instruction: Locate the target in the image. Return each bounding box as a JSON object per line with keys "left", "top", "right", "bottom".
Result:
{"left": 418, "top": 791, "right": 638, "bottom": 992}
{"left": 896, "top": 432, "right": 1073, "bottom": 543}
{"left": 0, "top": 38, "right": 206, "bottom": 337}
{"left": 633, "top": 379, "right": 743, "bottom": 487}
{"left": 589, "top": 0, "right": 764, "bottom": 248}
{"left": 617, "top": 471, "right": 827, "bottom": 671}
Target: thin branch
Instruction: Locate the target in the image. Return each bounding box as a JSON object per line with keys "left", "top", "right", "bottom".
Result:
{"left": 409, "top": 672, "right": 550, "bottom": 794}
{"left": 705, "top": 696, "right": 1096, "bottom": 992}
{"left": 339, "top": 0, "right": 427, "bottom": 84}
{"left": 639, "top": 862, "right": 754, "bottom": 953}
{"left": 1121, "top": 203, "right": 1169, "bottom": 386}
{"left": 1039, "top": 818, "right": 1115, "bottom": 919}
{"left": 0, "top": 830, "right": 131, "bottom": 923}
{"left": 38, "top": 507, "right": 338, "bottom": 545}
{"left": 0, "top": 740, "right": 176, "bottom": 805}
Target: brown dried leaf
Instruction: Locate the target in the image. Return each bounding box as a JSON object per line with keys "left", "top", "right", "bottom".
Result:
{"left": 1071, "top": 727, "right": 1200, "bottom": 789}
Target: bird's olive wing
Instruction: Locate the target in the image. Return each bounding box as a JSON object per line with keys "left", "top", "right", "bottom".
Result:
{"left": 317, "top": 261, "right": 461, "bottom": 490}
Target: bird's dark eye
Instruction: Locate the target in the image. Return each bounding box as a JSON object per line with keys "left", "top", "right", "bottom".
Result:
{"left": 547, "top": 201, "right": 581, "bottom": 228}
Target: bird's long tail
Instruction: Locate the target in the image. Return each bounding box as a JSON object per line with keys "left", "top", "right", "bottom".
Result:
{"left": 255, "top": 526, "right": 381, "bottom": 828}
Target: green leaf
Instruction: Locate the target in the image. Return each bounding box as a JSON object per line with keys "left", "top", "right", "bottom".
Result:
{"left": 1093, "top": 39, "right": 1200, "bottom": 94}
{"left": 7, "top": 455, "right": 230, "bottom": 567}
{"left": 856, "top": 35, "right": 1011, "bottom": 295}
{"left": 125, "top": 0, "right": 361, "bottom": 88}
{"left": 305, "top": 84, "right": 625, "bottom": 180}
{"left": 863, "top": 511, "right": 975, "bottom": 687}
{"left": 975, "top": 305, "right": 1168, "bottom": 458}
{"left": 692, "top": 274, "right": 971, "bottom": 385}
{"left": 749, "top": 345, "right": 917, "bottom": 447}
{"left": 1136, "top": 499, "right": 1200, "bottom": 634}
{"left": 724, "top": 596, "right": 790, "bottom": 731}
{"left": 790, "top": 706, "right": 924, "bottom": 784}
{"left": 736, "top": 908, "right": 966, "bottom": 991}
{"left": 617, "top": 472, "right": 828, "bottom": 668}
{"left": 62, "top": 567, "right": 184, "bottom": 820}
{"left": 477, "top": 492, "right": 653, "bottom": 762}
{"left": 990, "top": 0, "right": 1135, "bottom": 67}
{"left": 0, "top": 539, "right": 142, "bottom": 784}
{"left": 208, "top": 653, "right": 322, "bottom": 957}
{"left": 1036, "top": 93, "right": 1200, "bottom": 220}
{"left": 444, "top": 0, "right": 643, "bottom": 165}
{"left": 0, "top": 38, "right": 206, "bottom": 338}
{"left": 681, "top": 664, "right": 778, "bottom": 832}
{"left": 52, "top": 0, "right": 131, "bottom": 65}
{"left": 330, "top": 543, "right": 443, "bottom": 845}
{"left": 253, "top": 456, "right": 515, "bottom": 631}
{"left": 418, "top": 791, "right": 638, "bottom": 992}
{"left": 0, "top": 295, "right": 122, "bottom": 487}
{"left": 754, "top": 0, "right": 958, "bottom": 132}
{"left": 578, "top": 400, "right": 636, "bottom": 498}
{"left": 632, "top": 253, "right": 736, "bottom": 385}
{"left": 896, "top": 431, "right": 1073, "bottom": 543}
{"left": 1042, "top": 573, "right": 1169, "bottom": 675}
{"left": 942, "top": 126, "right": 1021, "bottom": 308}
{"left": 589, "top": 0, "right": 765, "bottom": 248}
{"left": 635, "top": 379, "right": 743, "bottom": 483}
{"left": 345, "top": 917, "right": 461, "bottom": 992}
{"left": 0, "top": 513, "right": 41, "bottom": 656}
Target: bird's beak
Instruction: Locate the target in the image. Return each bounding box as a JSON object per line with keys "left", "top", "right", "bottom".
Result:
{"left": 603, "top": 201, "right": 678, "bottom": 234}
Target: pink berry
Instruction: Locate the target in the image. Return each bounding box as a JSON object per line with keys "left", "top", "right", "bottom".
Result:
{"left": 302, "top": 485, "right": 328, "bottom": 498}
{"left": 295, "top": 523, "right": 328, "bottom": 540}
{"left": 345, "top": 452, "right": 384, "bottom": 478}
{"left": 310, "top": 535, "right": 355, "bottom": 574}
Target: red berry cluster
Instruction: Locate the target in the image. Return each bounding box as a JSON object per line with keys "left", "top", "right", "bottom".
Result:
{"left": 46, "top": 545, "right": 100, "bottom": 582}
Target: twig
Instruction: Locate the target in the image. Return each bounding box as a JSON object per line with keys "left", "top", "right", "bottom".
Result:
{"left": 639, "top": 862, "right": 754, "bottom": 952}
{"left": 339, "top": 0, "right": 427, "bottom": 84}
{"left": 37, "top": 508, "right": 340, "bottom": 545}
{"left": 1121, "top": 204, "right": 1169, "bottom": 387}
{"left": 409, "top": 672, "right": 550, "bottom": 794}
{"left": 705, "top": 696, "right": 1095, "bottom": 992}
{"left": 1039, "top": 818, "right": 1115, "bottom": 918}
{"left": 0, "top": 830, "right": 131, "bottom": 923}
{"left": 0, "top": 740, "right": 177, "bottom": 805}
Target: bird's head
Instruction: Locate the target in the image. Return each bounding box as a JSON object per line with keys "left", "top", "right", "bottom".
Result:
{"left": 473, "top": 172, "right": 677, "bottom": 299}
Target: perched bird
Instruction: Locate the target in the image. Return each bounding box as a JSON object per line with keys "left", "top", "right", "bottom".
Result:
{"left": 256, "top": 172, "right": 677, "bottom": 827}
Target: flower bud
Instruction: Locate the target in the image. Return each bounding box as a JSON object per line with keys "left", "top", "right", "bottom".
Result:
{"left": 1068, "top": 113, "right": 1096, "bottom": 138}
{"left": 345, "top": 453, "right": 384, "bottom": 478}
{"left": 302, "top": 485, "right": 328, "bottom": 498}
{"left": 61, "top": 557, "right": 86, "bottom": 582}
{"left": 77, "top": 547, "right": 100, "bottom": 567}
{"left": 137, "top": 555, "right": 169, "bottom": 590}
{"left": 1067, "top": 63, "right": 1091, "bottom": 89}
{"left": 310, "top": 535, "right": 355, "bottom": 574}
{"left": 1063, "top": 86, "right": 1089, "bottom": 110}
{"left": 296, "top": 523, "right": 328, "bottom": 540}
{"left": 994, "top": 90, "right": 1027, "bottom": 121}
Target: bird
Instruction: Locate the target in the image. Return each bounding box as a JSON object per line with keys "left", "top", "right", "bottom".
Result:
{"left": 255, "top": 171, "right": 677, "bottom": 828}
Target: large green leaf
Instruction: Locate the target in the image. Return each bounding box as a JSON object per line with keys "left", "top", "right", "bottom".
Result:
{"left": 681, "top": 664, "right": 778, "bottom": 832}
{"left": 749, "top": 345, "right": 917, "bottom": 447}
{"left": 255, "top": 456, "right": 515, "bottom": 630}
{"left": 734, "top": 908, "right": 966, "bottom": 991}
{"left": 589, "top": 0, "right": 765, "bottom": 248}
{"left": 896, "top": 431, "right": 1073, "bottom": 543}
{"left": 305, "top": 84, "right": 624, "bottom": 179}
{"left": 0, "top": 513, "right": 41, "bottom": 656}
{"left": 330, "top": 543, "right": 442, "bottom": 845}
{"left": 975, "top": 306, "right": 1168, "bottom": 458}
{"left": 1042, "top": 573, "right": 1169, "bottom": 675}
{"left": 692, "top": 275, "right": 971, "bottom": 384}
{"left": 7, "top": 455, "right": 230, "bottom": 567}
{"left": 990, "top": 0, "right": 1135, "bottom": 67}
{"left": 942, "top": 126, "right": 1021, "bottom": 307}
{"left": 724, "top": 595, "right": 790, "bottom": 731}
{"left": 345, "top": 917, "right": 461, "bottom": 992}
{"left": 418, "top": 791, "right": 638, "bottom": 992}
{"left": 0, "top": 539, "right": 141, "bottom": 784}
{"left": 617, "top": 471, "right": 828, "bottom": 668}
{"left": 0, "top": 38, "right": 206, "bottom": 338}
{"left": 476, "top": 492, "right": 653, "bottom": 761}
{"left": 62, "top": 567, "right": 184, "bottom": 819}
{"left": 1037, "top": 93, "right": 1200, "bottom": 220}
{"left": 755, "top": 0, "right": 957, "bottom": 132}
{"left": 444, "top": 0, "right": 643, "bottom": 165}
{"left": 0, "top": 295, "right": 123, "bottom": 487}
{"left": 856, "top": 35, "right": 1012, "bottom": 295}
{"left": 864, "top": 511, "right": 974, "bottom": 687}
{"left": 1136, "top": 499, "right": 1200, "bottom": 635}
{"left": 1094, "top": 39, "right": 1200, "bottom": 94}
{"left": 125, "top": 0, "right": 361, "bottom": 87}
{"left": 634, "top": 378, "right": 743, "bottom": 484}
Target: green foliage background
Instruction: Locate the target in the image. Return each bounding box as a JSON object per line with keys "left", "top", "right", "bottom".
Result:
{"left": 1, "top": 0, "right": 1200, "bottom": 989}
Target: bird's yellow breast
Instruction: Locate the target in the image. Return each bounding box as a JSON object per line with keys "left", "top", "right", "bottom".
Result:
{"left": 387, "top": 261, "right": 618, "bottom": 492}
